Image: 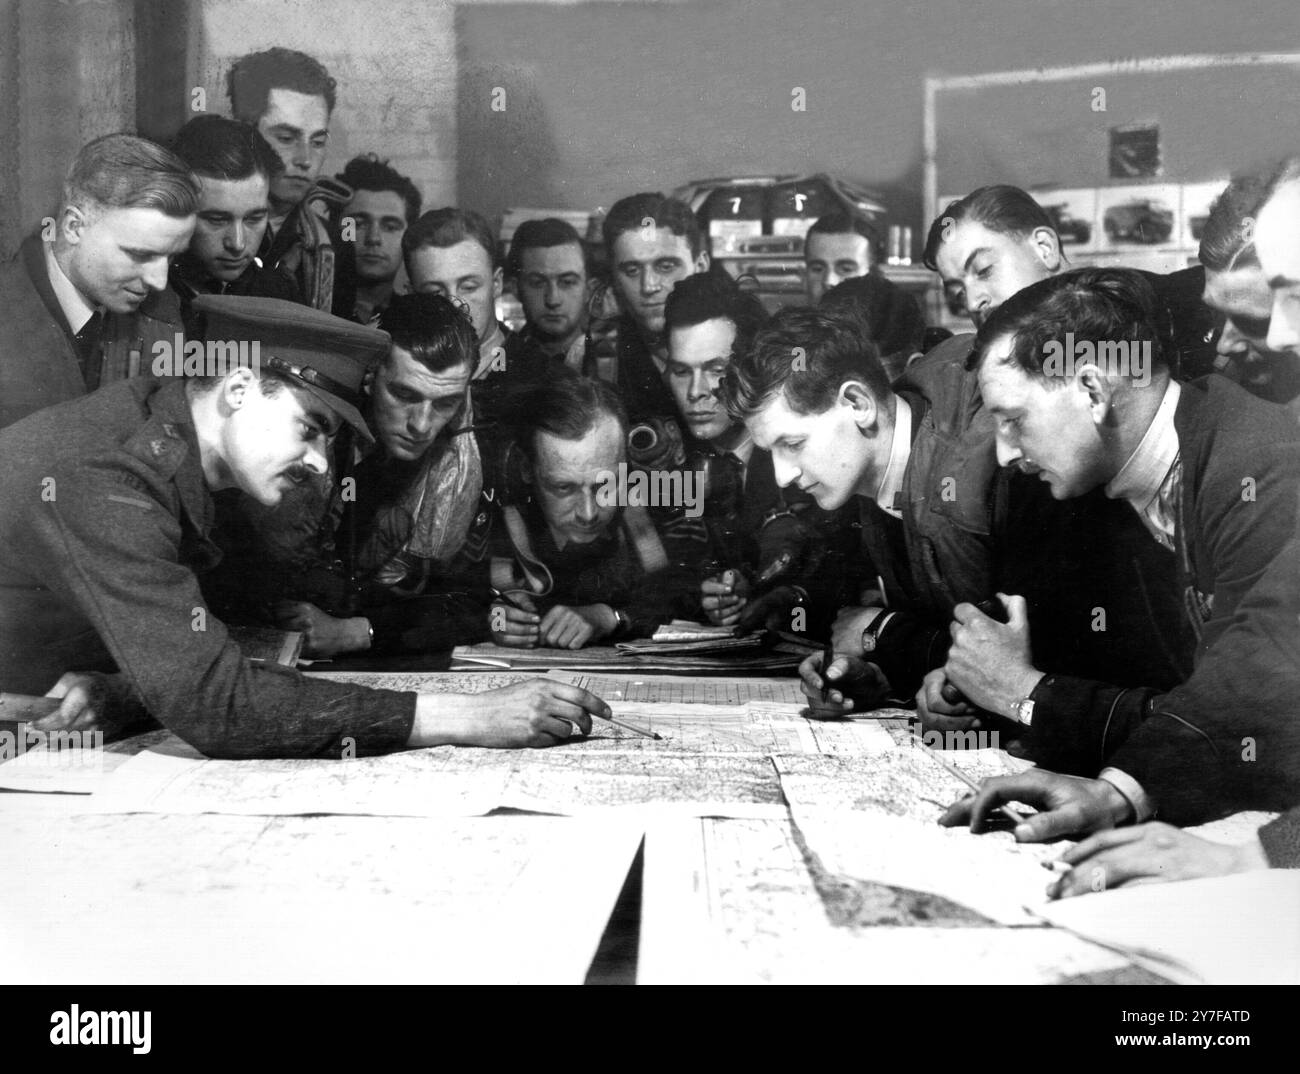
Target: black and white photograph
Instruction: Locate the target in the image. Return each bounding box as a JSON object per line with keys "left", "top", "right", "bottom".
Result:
{"left": 0, "top": 0, "right": 1298, "bottom": 1044}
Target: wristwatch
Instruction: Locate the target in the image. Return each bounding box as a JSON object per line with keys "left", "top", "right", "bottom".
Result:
{"left": 1011, "top": 696, "right": 1035, "bottom": 727}
{"left": 859, "top": 609, "right": 896, "bottom": 654}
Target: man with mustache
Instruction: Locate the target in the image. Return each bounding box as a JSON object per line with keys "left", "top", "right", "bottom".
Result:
{"left": 0, "top": 133, "right": 197, "bottom": 429}
{"left": 0, "top": 295, "right": 608, "bottom": 755}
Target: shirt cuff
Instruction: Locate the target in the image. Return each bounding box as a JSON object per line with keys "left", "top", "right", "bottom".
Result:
{"left": 1098, "top": 767, "right": 1155, "bottom": 823}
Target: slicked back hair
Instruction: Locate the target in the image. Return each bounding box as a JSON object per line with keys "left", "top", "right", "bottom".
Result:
{"left": 602, "top": 192, "right": 703, "bottom": 259}
{"left": 510, "top": 368, "right": 628, "bottom": 461}
{"left": 506, "top": 217, "right": 591, "bottom": 279}
{"left": 338, "top": 154, "right": 422, "bottom": 225}
{"left": 807, "top": 211, "right": 881, "bottom": 260}
{"left": 402, "top": 207, "right": 499, "bottom": 270}
{"left": 63, "top": 133, "right": 200, "bottom": 218}
{"left": 378, "top": 293, "right": 478, "bottom": 375}
{"left": 969, "top": 267, "right": 1165, "bottom": 384}
{"left": 227, "top": 47, "right": 337, "bottom": 121}
{"left": 664, "top": 271, "right": 769, "bottom": 363}
{"left": 922, "top": 184, "right": 1056, "bottom": 271}
{"left": 1199, "top": 175, "right": 1267, "bottom": 273}
{"left": 723, "top": 305, "right": 890, "bottom": 423}
{"left": 172, "top": 115, "right": 282, "bottom": 184}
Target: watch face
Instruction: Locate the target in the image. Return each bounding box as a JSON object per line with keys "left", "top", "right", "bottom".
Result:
{"left": 1016, "top": 699, "right": 1034, "bottom": 726}
{"left": 861, "top": 627, "right": 877, "bottom": 653}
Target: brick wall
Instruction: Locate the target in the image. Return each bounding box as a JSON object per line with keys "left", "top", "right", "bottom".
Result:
{"left": 189, "top": 0, "right": 458, "bottom": 211}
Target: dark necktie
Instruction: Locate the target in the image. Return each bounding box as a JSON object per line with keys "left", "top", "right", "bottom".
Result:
{"left": 74, "top": 311, "right": 105, "bottom": 389}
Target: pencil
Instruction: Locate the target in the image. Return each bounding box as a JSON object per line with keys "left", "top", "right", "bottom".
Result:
{"left": 820, "top": 639, "right": 834, "bottom": 702}
{"left": 917, "top": 741, "right": 1032, "bottom": 829}
{"left": 598, "top": 710, "right": 662, "bottom": 741}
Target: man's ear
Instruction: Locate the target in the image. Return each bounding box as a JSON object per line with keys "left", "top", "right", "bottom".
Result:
{"left": 362, "top": 366, "right": 376, "bottom": 396}
{"left": 839, "top": 380, "right": 879, "bottom": 430}
{"left": 221, "top": 365, "right": 257, "bottom": 412}
{"left": 1076, "top": 363, "right": 1117, "bottom": 423}
{"left": 492, "top": 266, "right": 504, "bottom": 302}
{"left": 1030, "top": 226, "right": 1063, "bottom": 274}
{"left": 694, "top": 249, "right": 711, "bottom": 275}
{"left": 61, "top": 205, "right": 89, "bottom": 246}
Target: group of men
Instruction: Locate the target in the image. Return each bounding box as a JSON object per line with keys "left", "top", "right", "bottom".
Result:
{"left": 1, "top": 46, "right": 1298, "bottom": 896}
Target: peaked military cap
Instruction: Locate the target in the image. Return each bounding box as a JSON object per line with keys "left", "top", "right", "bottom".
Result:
{"left": 191, "top": 294, "right": 390, "bottom": 442}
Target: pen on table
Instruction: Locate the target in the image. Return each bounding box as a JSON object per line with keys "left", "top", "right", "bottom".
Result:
{"left": 918, "top": 741, "right": 1032, "bottom": 829}
{"left": 820, "top": 638, "right": 835, "bottom": 702}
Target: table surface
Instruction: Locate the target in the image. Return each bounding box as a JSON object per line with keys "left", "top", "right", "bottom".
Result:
{"left": 0, "top": 671, "right": 1176, "bottom": 985}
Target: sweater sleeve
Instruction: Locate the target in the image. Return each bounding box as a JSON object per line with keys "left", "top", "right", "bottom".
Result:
{"left": 40, "top": 455, "right": 415, "bottom": 759}
{"left": 1258, "top": 808, "right": 1300, "bottom": 869}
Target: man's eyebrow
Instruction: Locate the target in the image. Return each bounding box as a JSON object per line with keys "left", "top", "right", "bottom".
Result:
{"left": 456, "top": 274, "right": 485, "bottom": 286}
{"left": 963, "top": 247, "right": 992, "bottom": 274}
{"left": 266, "top": 122, "right": 304, "bottom": 137}
{"left": 306, "top": 408, "right": 338, "bottom": 435}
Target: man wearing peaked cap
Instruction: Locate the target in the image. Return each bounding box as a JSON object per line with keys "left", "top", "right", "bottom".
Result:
{"left": 190, "top": 293, "right": 387, "bottom": 442}
{"left": 0, "top": 295, "right": 610, "bottom": 759}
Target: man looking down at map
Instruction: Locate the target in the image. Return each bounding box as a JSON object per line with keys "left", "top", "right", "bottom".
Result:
{"left": 940, "top": 267, "right": 1300, "bottom": 836}
{"left": 0, "top": 295, "right": 608, "bottom": 755}
{"left": 434, "top": 369, "right": 693, "bottom": 650}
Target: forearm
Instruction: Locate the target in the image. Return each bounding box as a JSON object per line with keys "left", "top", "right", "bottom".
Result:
{"left": 408, "top": 692, "right": 487, "bottom": 748}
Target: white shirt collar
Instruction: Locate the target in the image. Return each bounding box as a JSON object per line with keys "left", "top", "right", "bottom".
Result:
{"left": 44, "top": 240, "right": 99, "bottom": 335}
{"left": 875, "top": 395, "right": 912, "bottom": 519}
{"left": 1106, "top": 380, "right": 1181, "bottom": 510}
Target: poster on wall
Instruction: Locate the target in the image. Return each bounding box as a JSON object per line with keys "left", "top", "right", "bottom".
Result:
{"left": 1030, "top": 188, "right": 1099, "bottom": 253}
{"left": 1097, "top": 184, "right": 1182, "bottom": 249}
{"left": 1180, "top": 179, "right": 1230, "bottom": 250}
{"left": 1108, "top": 123, "right": 1163, "bottom": 179}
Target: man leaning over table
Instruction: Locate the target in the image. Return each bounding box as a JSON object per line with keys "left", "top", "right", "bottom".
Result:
{"left": 0, "top": 295, "right": 608, "bottom": 758}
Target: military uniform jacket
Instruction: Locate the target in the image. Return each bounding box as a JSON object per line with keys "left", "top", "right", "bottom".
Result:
{"left": 0, "top": 378, "right": 415, "bottom": 758}
{"left": 0, "top": 233, "right": 185, "bottom": 429}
